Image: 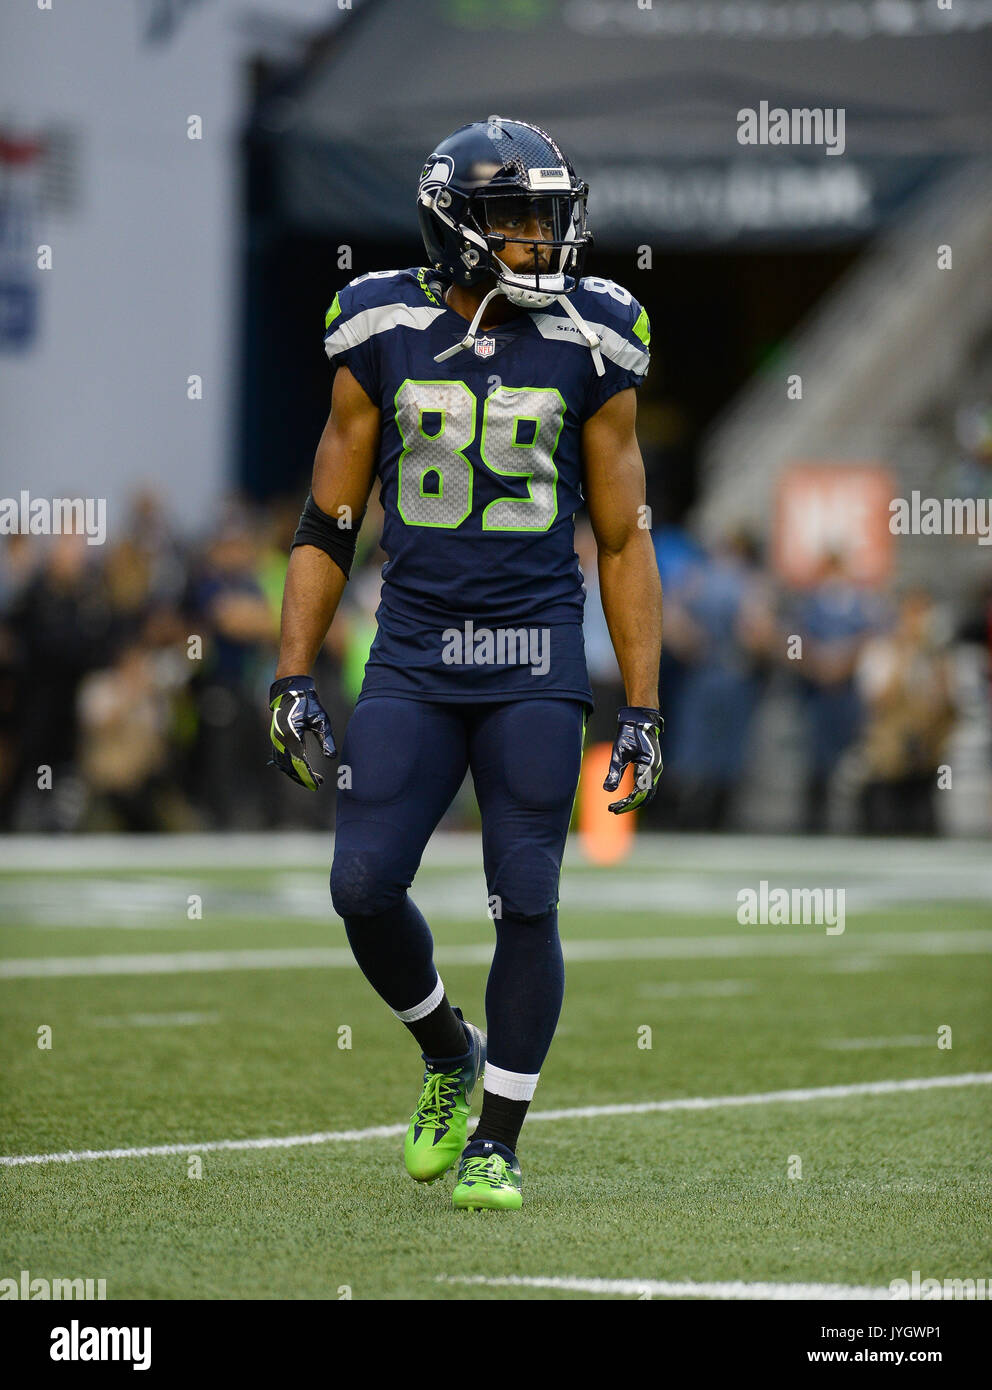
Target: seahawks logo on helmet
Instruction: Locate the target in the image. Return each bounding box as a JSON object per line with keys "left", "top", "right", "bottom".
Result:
{"left": 419, "top": 155, "right": 454, "bottom": 199}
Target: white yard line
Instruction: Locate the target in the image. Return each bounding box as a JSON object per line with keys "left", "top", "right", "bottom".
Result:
{"left": 7, "top": 871, "right": 989, "bottom": 928}
{"left": 0, "top": 1124, "right": 409, "bottom": 1167}
{"left": 522, "top": 1073, "right": 992, "bottom": 1124}
{"left": 636, "top": 980, "right": 756, "bottom": 998}
{"left": 89, "top": 1012, "right": 221, "bottom": 1029}
{"left": 0, "top": 832, "right": 484, "bottom": 871}
{"left": 0, "top": 947, "right": 357, "bottom": 978}
{"left": 2, "top": 929, "right": 990, "bottom": 979}
{"left": 435, "top": 1274, "right": 895, "bottom": 1301}
{"left": 3, "top": 1072, "right": 989, "bottom": 1168}
{"left": 3, "top": 830, "right": 992, "bottom": 876}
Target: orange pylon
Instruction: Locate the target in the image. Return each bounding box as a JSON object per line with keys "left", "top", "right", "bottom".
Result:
{"left": 578, "top": 741, "right": 637, "bottom": 865}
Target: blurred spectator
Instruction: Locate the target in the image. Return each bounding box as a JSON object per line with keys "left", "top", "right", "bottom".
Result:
{"left": 649, "top": 522, "right": 705, "bottom": 824}
{"left": 664, "top": 532, "right": 775, "bottom": 829}
{"left": 123, "top": 488, "right": 188, "bottom": 606}
{"left": 574, "top": 520, "right": 624, "bottom": 743}
{"left": 855, "top": 591, "right": 956, "bottom": 835}
{"left": 77, "top": 641, "right": 184, "bottom": 831}
{"left": 185, "top": 511, "right": 279, "bottom": 829}
{"left": 0, "top": 534, "right": 40, "bottom": 819}
{"left": 943, "top": 402, "right": 992, "bottom": 501}
{"left": 103, "top": 539, "right": 154, "bottom": 647}
{"left": 788, "top": 553, "right": 883, "bottom": 834}
{"left": 0, "top": 531, "right": 41, "bottom": 609}
{"left": 2, "top": 534, "right": 115, "bottom": 829}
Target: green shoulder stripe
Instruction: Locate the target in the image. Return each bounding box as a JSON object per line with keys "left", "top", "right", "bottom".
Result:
{"left": 324, "top": 293, "right": 342, "bottom": 330}
{"left": 416, "top": 267, "right": 442, "bottom": 306}
{"left": 632, "top": 305, "right": 650, "bottom": 349}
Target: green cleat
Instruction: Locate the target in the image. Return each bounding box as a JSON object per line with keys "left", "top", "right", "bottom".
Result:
{"left": 452, "top": 1139, "right": 523, "bottom": 1211}
{"left": 404, "top": 1012, "right": 485, "bottom": 1183}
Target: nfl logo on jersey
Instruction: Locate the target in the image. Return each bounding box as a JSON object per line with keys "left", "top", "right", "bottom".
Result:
{"left": 474, "top": 335, "right": 495, "bottom": 358}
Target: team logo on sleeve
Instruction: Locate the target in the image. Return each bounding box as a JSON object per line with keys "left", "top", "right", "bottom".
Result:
{"left": 474, "top": 336, "right": 495, "bottom": 358}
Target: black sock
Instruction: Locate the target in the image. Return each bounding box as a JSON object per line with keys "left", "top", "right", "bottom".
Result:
{"left": 472, "top": 1091, "right": 530, "bottom": 1154}
{"left": 403, "top": 994, "right": 468, "bottom": 1062}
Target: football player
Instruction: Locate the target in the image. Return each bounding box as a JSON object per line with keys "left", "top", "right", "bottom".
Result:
{"left": 269, "top": 117, "right": 663, "bottom": 1210}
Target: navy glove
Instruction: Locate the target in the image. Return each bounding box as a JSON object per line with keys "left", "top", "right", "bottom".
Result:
{"left": 267, "top": 675, "right": 336, "bottom": 790}
{"left": 603, "top": 706, "right": 664, "bottom": 814}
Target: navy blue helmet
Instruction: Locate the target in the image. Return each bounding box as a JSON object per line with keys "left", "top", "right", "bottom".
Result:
{"left": 417, "top": 117, "right": 592, "bottom": 309}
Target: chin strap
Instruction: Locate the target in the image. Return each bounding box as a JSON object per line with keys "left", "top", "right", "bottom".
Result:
{"left": 433, "top": 286, "right": 503, "bottom": 364}
{"left": 557, "top": 291, "right": 605, "bottom": 376}
{"left": 434, "top": 283, "right": 605, "bottom": 376}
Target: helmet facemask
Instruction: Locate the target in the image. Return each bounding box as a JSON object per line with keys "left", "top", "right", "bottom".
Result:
{"left": 468, "top": 190, "right": 590, "bottom": 308}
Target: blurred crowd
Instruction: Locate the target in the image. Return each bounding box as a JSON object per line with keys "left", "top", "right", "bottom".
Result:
{"left": 616, "top": 530, "right": 981, "bottom": 835}
{"left": 0, "top": 487, "right": 988, "bottom": 836}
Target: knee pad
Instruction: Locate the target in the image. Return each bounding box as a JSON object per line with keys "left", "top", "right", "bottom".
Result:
{"left": 330, "top": 848, "right": 408, "bottom": 920}
{"left": 489, "top": 847, "right": 561, "bottom": 923}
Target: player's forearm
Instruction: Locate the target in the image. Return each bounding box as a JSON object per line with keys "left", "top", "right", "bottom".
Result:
{"left": 274, "top": 544, "right": 349, "bottom": 678}
{"left": 597, "top": 532, "right": 662, "bottom": 708}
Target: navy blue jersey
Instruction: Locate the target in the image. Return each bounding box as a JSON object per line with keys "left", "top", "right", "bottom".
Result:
{"left": 322, "top": 267, "right": 650, "bottom": 704}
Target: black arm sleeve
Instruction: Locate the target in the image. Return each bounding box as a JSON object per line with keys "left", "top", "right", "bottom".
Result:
{"left": 290, "top": 491, "right": 366, "bottom": 580}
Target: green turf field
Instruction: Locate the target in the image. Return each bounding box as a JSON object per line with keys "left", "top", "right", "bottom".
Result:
{"left": 1, "top": 834, "right": 990, "bottom": 1300}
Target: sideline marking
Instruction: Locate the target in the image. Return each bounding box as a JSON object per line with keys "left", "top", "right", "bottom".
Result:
{"left": 3, "top": 930, "right": 990, "bottom": 979}
{"left": 3, "top": 1072, "right": 989, "bottom": 1167}
{"left": 435, "top": 1274, "right": 895, "bottom": 1301}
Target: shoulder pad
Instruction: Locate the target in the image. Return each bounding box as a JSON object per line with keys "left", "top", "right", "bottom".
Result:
{"left": 570, "top": 277, "right": 650, "bottom": 377}
{"left": 325, "top": 267, "right": 445, "bottom": 327}
{"left": 323, "top": 268, "right": 447, "bottom": 361}
{"left": 574, "top": 278, "right": 650, "bottom": 344}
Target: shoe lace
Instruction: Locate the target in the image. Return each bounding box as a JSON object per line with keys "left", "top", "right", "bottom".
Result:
{"left": 460, "top": 1154, "right": 509, "bottom": 1187}
{"left": 414, "top": 1071, "right": 460, "bottom": 1131}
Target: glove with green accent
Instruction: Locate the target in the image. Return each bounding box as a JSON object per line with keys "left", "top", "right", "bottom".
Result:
{"left": 603, "top": 706, "right": 663, "bottom": 814}
{"left": 268, "top": 676, "right": 336, "bottom": 790}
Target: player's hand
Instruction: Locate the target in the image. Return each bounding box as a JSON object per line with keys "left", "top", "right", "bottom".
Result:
{"left": 267, "top": 675, "right": 336, "bottom": 790}
{"left": 603, "top": 706, "right": 663, "bottom": 814}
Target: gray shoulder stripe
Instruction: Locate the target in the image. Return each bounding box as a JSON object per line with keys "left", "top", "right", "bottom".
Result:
{"left": 531, "top": 314, "right": 649, "bottom": 375}
{"left": 324, "top": 303, "right": 446, "bottom": 359}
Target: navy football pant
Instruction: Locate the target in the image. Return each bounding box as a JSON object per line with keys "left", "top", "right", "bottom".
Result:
{"left": 330, "top": 697, "right": 584, "bottom": 1076}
